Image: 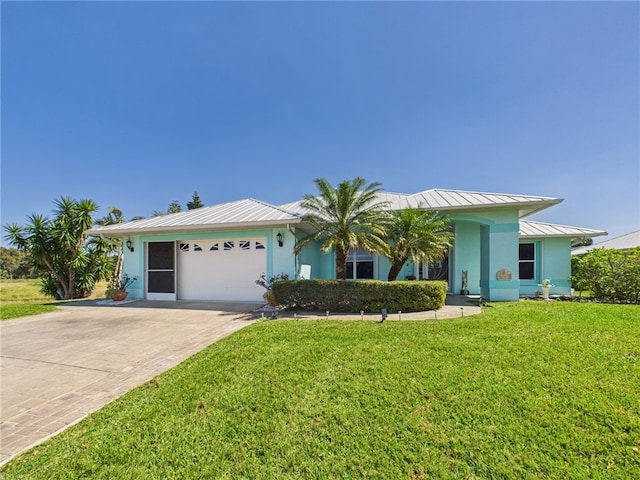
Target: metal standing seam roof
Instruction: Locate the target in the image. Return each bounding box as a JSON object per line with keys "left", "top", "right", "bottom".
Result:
{"left": 519, "top": 220, "right": 606, "bottom": 238}
{"left": 281, "top": 188, "right": 562, "bottom": 217}
{"left": 87, "top": 189, "right": 574, "bottom": 237}
{"left": 87, "top": 198, "right": 303, "bottom": 236}
{"left": 571, "top": 230, "right": 639, "bottom": 255}
{"left": 279, "top": 191, "right": 413, "bottom": 216}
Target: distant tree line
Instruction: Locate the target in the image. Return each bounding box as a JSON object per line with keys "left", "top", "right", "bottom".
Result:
{"left": 0, "top": 247, "right": 36, "bottom": 279}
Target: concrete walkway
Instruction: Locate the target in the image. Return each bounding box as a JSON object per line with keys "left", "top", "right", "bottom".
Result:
{"left": 0, "top": 296, "right": 482, "bottom": 466}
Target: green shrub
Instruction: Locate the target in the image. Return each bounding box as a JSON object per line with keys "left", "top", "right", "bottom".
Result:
{"left": 271, "top": 279, "right": 447, "bottom": 312}
{"left": 572, "top": 247, "right": 640, "bottom": 303}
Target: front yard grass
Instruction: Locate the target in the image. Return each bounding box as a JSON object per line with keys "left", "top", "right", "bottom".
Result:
{"left": 2, "top": 302, "right": 639, "bottom": 478}
{"left": 0, "top": 279, "right": 108, "bottom": 320}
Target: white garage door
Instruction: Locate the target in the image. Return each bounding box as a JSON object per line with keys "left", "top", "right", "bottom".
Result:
{"left": 177, "top": 238, "right": 267, "bottom": 302}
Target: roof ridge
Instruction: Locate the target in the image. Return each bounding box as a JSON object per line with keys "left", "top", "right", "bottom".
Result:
{"left": 248, "top": 198, "right": 304, "bottom": 218}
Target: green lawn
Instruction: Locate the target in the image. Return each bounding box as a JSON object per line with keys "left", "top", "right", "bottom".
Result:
{"left": 0, "top": 279, "right": 57, "bottom": 319}
{"left": 2, "top": 302, "right": 639, "bottom": 478}
{"left": 0, "top": 279, "right": 109, "bottom": 320}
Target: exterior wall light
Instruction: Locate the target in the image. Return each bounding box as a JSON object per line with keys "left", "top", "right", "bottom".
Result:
{"left": 126, "top": 239, "right": 134, "bottom": 252}
{"left": 276, "top": 232, "right": 283, "bottom": 247}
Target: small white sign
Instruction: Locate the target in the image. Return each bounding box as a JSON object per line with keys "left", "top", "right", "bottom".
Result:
{"left": 299, "top": 264, "right": 311, "bottom": 280}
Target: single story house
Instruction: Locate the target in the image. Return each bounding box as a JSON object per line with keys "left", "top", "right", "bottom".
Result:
{"left": 88, "top": 188, "right": 606, "bottom": 302}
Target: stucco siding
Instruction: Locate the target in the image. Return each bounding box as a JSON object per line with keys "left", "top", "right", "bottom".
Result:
{"left": 271, "top": 229, "right": 297, "bottom": 279}
{"left": 518, "top": 238, "right": 572, "bottom": 297}
{"left": 452, "top": 221, "right": 481, "bottom": 294}
{"left": 541, "top": 237, "right": 572, "bottom": 295}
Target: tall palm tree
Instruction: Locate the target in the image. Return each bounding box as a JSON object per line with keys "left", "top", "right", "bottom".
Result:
{"left": 383, "top": 206, "right": 453, "bottom": 281}
{"left": 294, "top": 178, "right": 390, "bottom": 280}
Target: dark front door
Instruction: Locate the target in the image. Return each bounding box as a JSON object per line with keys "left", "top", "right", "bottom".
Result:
{"left": 427, "top": 252, "right": 449, "bottom": 281}
{"left": 147, "top": 241, "right": 176, "bottom": 300}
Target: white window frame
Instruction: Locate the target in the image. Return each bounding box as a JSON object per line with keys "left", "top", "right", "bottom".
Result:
{"left": 346, "top": 248, "right": 376, "bottom": 280}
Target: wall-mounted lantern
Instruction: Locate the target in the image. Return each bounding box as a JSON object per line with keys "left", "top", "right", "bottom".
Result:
{"left": 276, "top": 232, "right": 283, "bottom": 247}
{"left": 126, "top": 239, "right": 134, "bottom": 252}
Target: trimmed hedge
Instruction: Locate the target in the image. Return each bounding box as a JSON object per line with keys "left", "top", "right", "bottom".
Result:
{"left": 271, "top": 279, "right": 448, "bottom": 313}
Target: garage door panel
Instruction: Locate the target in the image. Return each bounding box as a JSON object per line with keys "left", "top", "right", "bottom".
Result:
{"left": 177, "top": 238, "right": 267, "bottom": 302}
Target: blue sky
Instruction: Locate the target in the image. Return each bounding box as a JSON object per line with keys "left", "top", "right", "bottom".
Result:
{"left": 2, "top": 1, "right": 638, "bottom": 244}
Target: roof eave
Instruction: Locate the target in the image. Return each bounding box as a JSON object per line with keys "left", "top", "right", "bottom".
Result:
{"left": 87, "top": 218, "right": 302, "bottom": 237}
{"left": 521, "top": 231, "right": 608, "bottom": 239}
{"left": 428, "top": 199, "right": 562, "bottom": 217}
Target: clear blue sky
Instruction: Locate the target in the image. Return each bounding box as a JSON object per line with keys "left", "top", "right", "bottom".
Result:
{"left": 2, "top": 1, "right": 638, "bottom": 244}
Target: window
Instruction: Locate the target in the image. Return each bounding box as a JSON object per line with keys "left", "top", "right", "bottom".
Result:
{"left": 179, "top": 243, "right": 189, "bottom": 252}
{"left": 239, "top": 241, "right": 250, "bottom": 250}
{"left": 193, "top": 244, "right": 202, "bottom": 252}
{"left": 210, "top": 243, "right": 219, "bottom": 251}
{"left": 224, "top": 241, "right": 235, "bottom": 251}
{"left": 519, "top": 243, "right": 535, "bottom": 280}
{"left": 255, "top": 241, "right": 265, "bottom": 250}
{"left": 346, "top": 248, "right": 375, "bottom": 279}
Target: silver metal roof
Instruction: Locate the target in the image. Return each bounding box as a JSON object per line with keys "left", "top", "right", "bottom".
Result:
{"left": 572, "top": 230, "right": 639, "bottom": 255}
{"left": 282, "top": 188, "right": 561, "bottom": 218}
{"left": 406, "top": 189, "right": 560, "bottom": 215}
{"left": 88, "top": 198, "right": 302, "bottom": 236}
{"left": 88, "top": 189, "right": 582, "bottom": 238}
{"left": 519, "top": 220, "right": 606, "bottom": 238}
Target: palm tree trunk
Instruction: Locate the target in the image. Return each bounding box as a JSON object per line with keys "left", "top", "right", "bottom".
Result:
{"left": 336, "top": 247, "right": 348, "bottom": 280}
{"left": 114, "top": 246, "right": 123, "bottom": 280}
{"left": 387, "top": 256, "right": 407, "bottom": 281}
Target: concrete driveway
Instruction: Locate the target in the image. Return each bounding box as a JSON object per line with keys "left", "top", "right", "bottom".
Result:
{"left": 0, "top": 301, "right": 259, "bottom": 466}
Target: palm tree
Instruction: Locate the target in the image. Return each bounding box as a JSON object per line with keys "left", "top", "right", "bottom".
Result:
{"left": 383, "top": 207, "right": 453, "bottom": 281}
{"left": 4, "top": 197, "right": 111, "bottom": 299}
{"left": 294, "top": 178, "right": 390, "bottom": 280}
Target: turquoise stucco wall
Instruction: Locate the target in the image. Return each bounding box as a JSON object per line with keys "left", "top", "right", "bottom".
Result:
{"left": 298, "top": 243, "right": 334, "bottom": 279}
{"left": 474, "top": 213, "right": 521, "bottom": 301}
{"left": 519, "top": 237, "right": 572, "bottom": 296}
{"left": 452, "top": 221, "right": 481, "bottom": 294}
{"left": 120, "top": 209, "right": 572, "bottom": 302}
{"left": 447, "top": 212, "right": 520, "bottom": 301}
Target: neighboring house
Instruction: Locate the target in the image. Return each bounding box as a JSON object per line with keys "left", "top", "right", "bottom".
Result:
{"left": 88, "top": 188, "right": 606, "bottom": 302}
{"left": 571, "top": 230, "right": 640, "bottom": 255}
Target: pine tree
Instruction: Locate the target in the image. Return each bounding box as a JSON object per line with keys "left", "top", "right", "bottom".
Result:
{"left": 187, "top": 192, "right": 204, "bottom": 210}
{"left": 167, "top": 200, "right": 182, "bottom": 214}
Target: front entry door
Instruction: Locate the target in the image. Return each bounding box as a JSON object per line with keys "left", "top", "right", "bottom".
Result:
{"left": 146, "top": 241, "right": 176, "bottom": 300}
{"left": 427, "top": 252, "right": 449, "bottom": 281}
